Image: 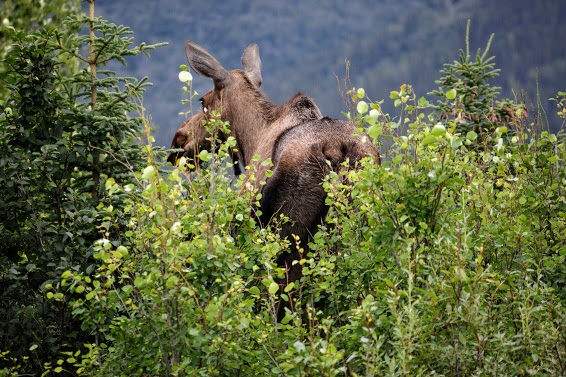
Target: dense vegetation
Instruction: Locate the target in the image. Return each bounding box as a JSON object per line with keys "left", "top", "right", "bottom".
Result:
{"left": 1, "top": 1, "right": 566, "bottom": 376}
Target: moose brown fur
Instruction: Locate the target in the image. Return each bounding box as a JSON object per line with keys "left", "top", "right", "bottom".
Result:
{"left": 167, "top": 111, "right": 208, "bottom": 165}
{"left": 167, "top": 109, "right": 246, "bottom": 175}
{"left": 184, "top": 41, "right": 381, "bottom": 319}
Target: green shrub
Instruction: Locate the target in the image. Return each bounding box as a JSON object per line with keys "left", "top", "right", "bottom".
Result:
{"left": 56, "top": 87, "right": 566, "bottom": 375}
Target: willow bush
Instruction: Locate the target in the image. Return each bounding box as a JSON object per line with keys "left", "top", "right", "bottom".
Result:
{"left": 56, "top": 81, "right": 566, "bottom": 376}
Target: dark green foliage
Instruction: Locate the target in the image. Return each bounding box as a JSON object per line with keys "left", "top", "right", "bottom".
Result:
{"left": 0, "top": 9, "right": 165, "bottom": 374}
{"left": 0, "top": 0, "right": 82, "bottom": 99}
{"left": 429, "top": 21, "right": 526, "bottom": 150}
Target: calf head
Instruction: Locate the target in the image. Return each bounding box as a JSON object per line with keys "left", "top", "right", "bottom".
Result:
{"left": 166, "top": 111, "right": 209, "bottom": 166}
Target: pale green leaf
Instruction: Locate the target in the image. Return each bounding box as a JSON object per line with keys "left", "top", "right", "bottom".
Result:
{"left": 368, "top": 124, "right": 382, "bottom": 139}
{"left": 357, "top": 101, "right": 368, "bottom": 114}
{"left": 142, "top": 165, "right": 157, "bottom": 180}
{"left": 249, "top": 286, "right": 260, "bottom": 295}
{"left": 198, "top": 150, "right": 211, "bottom": 162}
{"left": 284, "top": 282, "right": 295, "bottom": 293}
{"left": 268, "top": 282, "right": 279, "bottom": 294}
{"left": 431, "top": 123, "right": 446, "bottom": 136}
{"left": 446, "top": 89, "right": 457, "bottom": 100}
{"left": 178, "top": 70, "right": 193, "bottom": 82}
{"left": 422, "top": 135, "right": 438, "bottom": 145}
{"left": 466, "top": 131, "right": 478, "bottom": 141}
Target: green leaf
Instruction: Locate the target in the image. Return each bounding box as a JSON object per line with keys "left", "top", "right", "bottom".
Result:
{"left": 357, "top": 101, "right": 368, "bottom": 114}
{"left": 446, "top": 89, "right": 457, "bottom": 100}
{"left": 431, "top": 123, "right": 446, "bottom": 136}
{"left": 284, "top": 282, "right": 295, "bottom": 293}
{"left": 178, "top": 70, "right": 193, "bottom": 82}
{"left": 422, "top": 135, "right": 438, "bottom": 146}
{"left": 134, "top": 277, "right": 145, "bottom": 288}
{"left": 142, "top": 165, "right": 157, "bottom": 180}
{"left": 519, "top": 197, "right": 527, "bottom": 204}
{"left": 368, "top": 108, "right": 380, "bottom": 120}
{"left": 368, "top": 124, "right": 382, "bottom": 139}
{"left": 122, "top": 285, "right": 133, "bottom": 295}
{"left": 548, "top": 156, "right": 559, "bottom": 163}
{"left": 392, "top": 155, "right": 403, "bottom": 164}
{"left": 466, "top": 131, "right": 478, "bottom": 141}
{"left": 166, "top": 276, "right": 179, "bottom": 288}
{"left": 249, "top": 286, "right": 260, "bottom": 295}
{"left": 418, "top": 96, "right": 429, "bottom": 107}
{"left": 199, "top": 150, "right": 211, "bottom": 162}
{"left": 294, "top": 341, "right": 306, "bottom": 352}
{"left": 268, "top": 282, "right": 279, "bottom": 295}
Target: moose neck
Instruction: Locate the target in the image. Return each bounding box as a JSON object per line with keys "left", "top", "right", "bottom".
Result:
{"left": 224, "top": 81, "right": 323, "bottom": 169}
{"left": 224, "top": 82, "right": 278, "bottom": 167}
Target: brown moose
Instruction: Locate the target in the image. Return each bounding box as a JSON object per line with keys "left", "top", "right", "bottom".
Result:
{"left": 180, "top": 41, "right": 381, "bottom": 320}
{"left": 167, "top": 45, "right": 265, "bottom": 173}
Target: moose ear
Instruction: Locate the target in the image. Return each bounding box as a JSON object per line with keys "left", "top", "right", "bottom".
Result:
{"left": 185, "top": 41, "right": 230, "bottom": 89}
{"left": 241, "top": 43, "right": 262, "bottom": 87}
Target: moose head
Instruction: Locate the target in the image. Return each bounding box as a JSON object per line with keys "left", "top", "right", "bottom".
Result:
{"left": 167, "top": 43, "right": 264, "bottom": 173}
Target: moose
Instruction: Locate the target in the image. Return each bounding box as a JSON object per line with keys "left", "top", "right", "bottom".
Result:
{"left": 173, "top": 41, "right": 381, "bottom": 320}
{"left": 167, "top": 109, "right": 243, "bottom": 175}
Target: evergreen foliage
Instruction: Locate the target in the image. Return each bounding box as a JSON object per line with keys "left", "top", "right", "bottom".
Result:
{"left": 0, "top": 0, "right": 81, "bottom": 99}
{"left": 0, "top": 1, "right": 165, "bottom": 373}
{"left": 429, "top": 21, "right": 526, "bottom": 150}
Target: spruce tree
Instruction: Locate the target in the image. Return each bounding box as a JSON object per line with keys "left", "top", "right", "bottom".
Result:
{"left": 0, "top": 0, "right": 165, "bottom": 373}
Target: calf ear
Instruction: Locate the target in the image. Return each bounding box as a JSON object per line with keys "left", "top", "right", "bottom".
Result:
{"left": 185, "top": 41, "right": 230, "bottom": 89}
{"left": 242, "top": 43, "right": 262, "bottom": 87}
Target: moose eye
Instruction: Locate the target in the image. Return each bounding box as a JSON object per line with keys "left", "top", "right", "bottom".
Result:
{"left": 199, "top": 98, "right": 208, "bottom": 112}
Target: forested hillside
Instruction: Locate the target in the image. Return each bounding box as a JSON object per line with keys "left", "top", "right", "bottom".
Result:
{"left": 91, "top": 0, "right": 566, "bottom": 146}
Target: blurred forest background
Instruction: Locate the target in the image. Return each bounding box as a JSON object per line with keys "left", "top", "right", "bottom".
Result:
{"left": 89, "top": 0, "right": 566, "bottom": 147}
